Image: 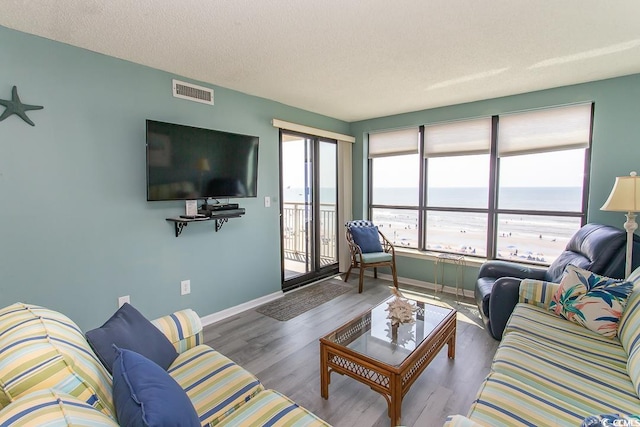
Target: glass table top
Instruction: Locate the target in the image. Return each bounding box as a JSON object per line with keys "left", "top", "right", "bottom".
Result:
{"left": 324, "top": 296, "right": 454, "bottom": 366}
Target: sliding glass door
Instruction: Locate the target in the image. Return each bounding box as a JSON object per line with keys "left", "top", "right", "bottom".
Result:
{"left": 280, "top": 131, "right": 338, "bottom": 290}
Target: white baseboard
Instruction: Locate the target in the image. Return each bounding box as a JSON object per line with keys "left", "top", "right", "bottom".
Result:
{"left": 200, "top": 290, "right": 283, "bottom": 327}
{"left": 200, "top": 275, "right": 343, "bottom": 326}
{"left": 200, "top": 275, "right": 344, "bottom": 326}
{"left": 370, "top": 271, "right": 474, "bottom": 299}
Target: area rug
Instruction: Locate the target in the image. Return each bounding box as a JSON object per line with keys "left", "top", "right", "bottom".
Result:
{"left": 257, "top": 280, "right": 352, "bottom": 321}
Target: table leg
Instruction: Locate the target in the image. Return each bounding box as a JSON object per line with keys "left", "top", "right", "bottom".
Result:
{"left": 455, "top": 258, "right": 460, "bottom": 303}
{"left": 433, "top": 259, "right": 438, "bottom": 297}
{"left": 390, "top": 376, "right": 402, "bottom": 427}
{"left": 448, "top": 327, "right": 456, "bottom": 359}
{"left": 320, "top": 344, "right": 329, "bottom": 399}
{"left": 434, "top": 259, "right": 446, "bottom": 296}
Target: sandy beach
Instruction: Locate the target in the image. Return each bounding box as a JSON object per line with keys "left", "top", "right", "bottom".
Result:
{"left": 377, "top": 212, "right": 574, "bottom": 265}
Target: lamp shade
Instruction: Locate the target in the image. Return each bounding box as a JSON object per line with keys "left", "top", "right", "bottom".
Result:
{"left": 196, "top": 158, "right": 211, "bottom": 171}
{"left": 601, "top": 171, "right": 640, "bottom": 212}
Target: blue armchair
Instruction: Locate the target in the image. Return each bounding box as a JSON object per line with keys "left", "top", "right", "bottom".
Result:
{"left": 476, "top": 223, "right": 640, "bottom": 340}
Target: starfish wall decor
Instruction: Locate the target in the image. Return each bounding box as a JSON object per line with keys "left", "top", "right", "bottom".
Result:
{"left": 0, "top": 86, "right": 44, "bottom": 126}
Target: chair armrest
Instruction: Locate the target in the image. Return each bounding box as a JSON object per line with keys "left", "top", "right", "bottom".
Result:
{"left": 443, "top": 415, "right": 484, "bottom": 427}
{"left": 379, "top": 230, "right": 395, "bottom": 255}
{"left": 518, "top": 279, "right": 560, "bottom": 309}
{"left": 488, "top": 277, "right": 522, "bottom": 340}
{"left": 152, "top": 309, "right": 203, "bottom": 354}
{"left": 478, "top": 260, "right": 547, "bottom": 280}
{"left": 345, "top": 230, "right": 363, "bottom": 256}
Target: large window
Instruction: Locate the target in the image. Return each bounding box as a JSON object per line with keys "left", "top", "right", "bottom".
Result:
{"left": 368, "top": 103, "right": 592, "bottom": 265}
{"left": 424, "top": 118, "right": 492, "bottom": 257}
{"left": 369, "top": 128, "right": 420, "bottom": 248}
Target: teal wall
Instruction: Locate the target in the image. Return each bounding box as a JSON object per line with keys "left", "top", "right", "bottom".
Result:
{"left": 349, "top": 74, "right": 640, "bottom": 290}
{"left": 2, "top": 25, "right": 638, "bottom": 325}
{"left": 0, "top": 26, "right": 350, "bottom": 329}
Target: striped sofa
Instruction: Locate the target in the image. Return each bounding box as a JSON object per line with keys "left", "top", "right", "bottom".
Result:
{"left": 0, "top": 303, "right": 329, "bottom": 426}
{"left": 446, "top": 270, "right": 640, "bottom": 427}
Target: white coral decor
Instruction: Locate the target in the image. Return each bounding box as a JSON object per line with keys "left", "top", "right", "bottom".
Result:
{"left": 385, "top": 288, "right": 417, "bottom": 325}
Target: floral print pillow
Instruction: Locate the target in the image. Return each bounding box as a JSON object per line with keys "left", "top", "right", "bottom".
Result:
{"left": 549, "top": 265, "right": 633, "bottom": 338}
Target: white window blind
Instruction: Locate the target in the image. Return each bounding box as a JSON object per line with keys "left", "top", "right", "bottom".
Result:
{"left": 272, "top": 118, "right": 355, "bottom": 143}
{"left": 498, "top": 103, "right": 592, "bottom": 157}
{"left": 424, "top": 118, "right": 492, "bottom": 158}
{"left": 368, "top": 128, "right": 419, "bottom": 158}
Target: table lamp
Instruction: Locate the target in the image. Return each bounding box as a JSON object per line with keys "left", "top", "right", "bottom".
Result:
{"left": 601, "top": 171, "right": 640, "bottom": 277}
{"left": 196, "top": 157, "right": 211, "bottom": 193}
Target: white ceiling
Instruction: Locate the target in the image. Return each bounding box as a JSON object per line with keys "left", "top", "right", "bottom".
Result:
{"left": 2, "top": 1, "right": 640, "bottom": 122}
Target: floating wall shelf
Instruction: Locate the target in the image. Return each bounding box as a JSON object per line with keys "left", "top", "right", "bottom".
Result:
{"left": 166, "top": 209, "right": 245, "bottom": 237}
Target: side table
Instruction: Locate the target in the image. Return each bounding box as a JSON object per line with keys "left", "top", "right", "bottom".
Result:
{"left": 433, "top": 253, "right": 465, "bottom": 302}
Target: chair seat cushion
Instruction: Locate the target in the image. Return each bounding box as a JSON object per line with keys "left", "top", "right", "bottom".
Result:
{"left": 357, "top": 252, "right": 392, "bottom": 263}
{"left": 494, "top": 331, "right": 639, "bottom": 416}
{"left": 168, "top": 345, "right": 264, "bottom": 425}
{"left": 505, "top": 304, "right": 629, "bottom": 369}
{"left": 216, "top": 389, "right": 330, "bottom": 426}
{"left": 467, "top": 372, "right": 588, "bottom": 426}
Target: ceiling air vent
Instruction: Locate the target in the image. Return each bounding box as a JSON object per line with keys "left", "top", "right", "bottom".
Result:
{"left": 172, "top": 79, "right": 214, "bottom": 105}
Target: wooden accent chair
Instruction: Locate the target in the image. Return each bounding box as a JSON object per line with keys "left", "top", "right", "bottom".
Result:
{"left": 344, "top": 220, "right": 399, "bottom": 293}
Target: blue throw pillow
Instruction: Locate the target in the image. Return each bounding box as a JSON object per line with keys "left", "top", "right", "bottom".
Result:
{"left": 86, "top": 303, "right": 178, "bottom": 374}
{"left": 112, "top": 347, "right": 200, "bottom": 427}
{"left": 350, "top": 226, "right": 383, "bottom": 253}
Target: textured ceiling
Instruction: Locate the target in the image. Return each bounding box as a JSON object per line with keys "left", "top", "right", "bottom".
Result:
{"left": 2, "top": 0, "right": 640, "bottom": 122}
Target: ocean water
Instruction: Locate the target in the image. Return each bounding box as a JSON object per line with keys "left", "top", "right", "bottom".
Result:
{"left": 284, "top": 186, "right": 582, "bottom": 213}
{"left": 372, "top": 186, "right": 582, "bottom": 212}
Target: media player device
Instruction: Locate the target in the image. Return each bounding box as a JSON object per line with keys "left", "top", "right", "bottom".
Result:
{"left": 200, "top": 203, "right": 239, "bottom": 211}
{"left": 198, "top": 204, "right": 243, "bottom": 217}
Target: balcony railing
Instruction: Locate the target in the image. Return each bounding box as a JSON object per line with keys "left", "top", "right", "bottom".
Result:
{"left": 282, "top": 202, "right": 337, "bottom": 266}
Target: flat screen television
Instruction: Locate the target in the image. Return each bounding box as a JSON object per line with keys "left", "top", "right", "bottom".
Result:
{"left": 146, "top": 120, "right": 259, "bottom": 201}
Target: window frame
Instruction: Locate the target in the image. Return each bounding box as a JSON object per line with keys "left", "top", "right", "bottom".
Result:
{"left": 368, "top": 103, "right": 593, "bottom": 265}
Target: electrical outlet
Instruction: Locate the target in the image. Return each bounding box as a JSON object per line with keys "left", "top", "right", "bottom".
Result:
{"left": 118, "top": 295, "right": 130, "bottom": 307}
{"left": 180, "top": 280, "right": 191, "bottom": 295}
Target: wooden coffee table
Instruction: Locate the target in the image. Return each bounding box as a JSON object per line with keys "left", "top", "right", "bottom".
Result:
{"left": 320, "top": 295, "right": 456, "bottom": 427}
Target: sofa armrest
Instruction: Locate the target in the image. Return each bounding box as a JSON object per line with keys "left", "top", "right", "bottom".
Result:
{"left": 443, "top": 415, "right": 484, "bottom": 427}
{"left": 0, "top": 389, "right": 119, "bottom": 426}
{"left": 518, "top": 279, "right": 560, "bottom": 309}
{"left": 152, "top": 309, "right": 203, "bottom": 354}
{"left": 487, "top": 277, "right": 522, "bottom": 340}
{"left": 478, "top": 260, "right": 547, "bottom": 280}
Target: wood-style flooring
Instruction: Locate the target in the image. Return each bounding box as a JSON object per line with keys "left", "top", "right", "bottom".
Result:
{"left": 204, "top": 276, "right": 499, "bottom": 427}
